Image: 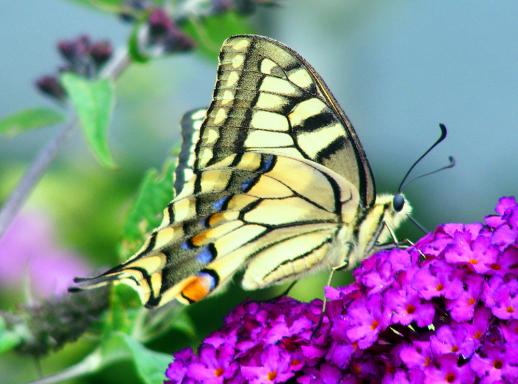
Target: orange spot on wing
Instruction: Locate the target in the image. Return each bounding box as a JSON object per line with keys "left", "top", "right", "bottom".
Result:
{"left": 181, "top": 275, "right": 212, "bottom": 302}
{"left": 191, "top": 231, "right": 209, "bottom": 246}
{"left": 209, "top": 212, "right": 227, "bottom": 226}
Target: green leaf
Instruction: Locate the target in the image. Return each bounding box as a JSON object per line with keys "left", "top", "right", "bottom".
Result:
{"left": 118, "top": 334, "right": 171, "bottom": 384}
{"left": 103, "top": 285, "right": 141, "bottom": 334}
{"left": 128, "top": 21, "right": 152, "bottom": 64}
{"left": 66, "top": 0, "right": 124, "bottom": 11}
{"left": 181, "top": 11, "right": 253, "bottom": 60}
{"left": 0, "top": 317, "right": 22, "bottom": 354}
{"left": 61, "top": 73, "right": 116, "bottom": 168}
{"left": 0, "top": 108, "right": 64, "bottom": 137}
{"left": 119, "top": 156, "right": 176, "bottom": 259}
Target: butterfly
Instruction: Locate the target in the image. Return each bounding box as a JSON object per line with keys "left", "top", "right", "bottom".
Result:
{"left": 72, "top": 35, "right": 412, "bottom": 307}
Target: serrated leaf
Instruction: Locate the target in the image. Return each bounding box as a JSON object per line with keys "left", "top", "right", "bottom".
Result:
{"left": 119, "top": 157, "right": 176, "bottom": 259}
{"left": 61, "top": 73, "right": 116, "bottom": 168}
{"left": 118, "top": 334, "right": 171, "bottom": 384}
{"left": 0, "top": 108, "right": 64, "bottom": 137}
{"left": 0, "top": 317, "right": 21, "bottom": 354}
{"left": 181, "top": 11, "right": 253, "bottom": 60}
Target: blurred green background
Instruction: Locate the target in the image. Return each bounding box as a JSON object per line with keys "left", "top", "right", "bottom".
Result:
{"left": 0, "top": 1, "right": 516, "bottom": 383}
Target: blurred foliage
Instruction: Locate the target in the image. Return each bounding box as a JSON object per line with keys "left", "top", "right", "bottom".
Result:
{"left": 62, "top": 74, "right": 116, "bottom": 168}
{"left": 119, "top": 155, "right": 176, "bottom": 260}
{"left": 182, "top": 11, "right": 253, "bottom": 60}
{"left": 0, "top": 108, "right": 64, "bottom": 137}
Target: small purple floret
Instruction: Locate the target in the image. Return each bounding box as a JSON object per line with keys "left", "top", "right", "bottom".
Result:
{"left": 165, "top": 196, "right": 518, "bottom": 383}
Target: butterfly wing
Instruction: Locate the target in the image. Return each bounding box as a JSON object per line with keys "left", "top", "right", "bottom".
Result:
{"left": 174, "top": 108, "right": 207, "bottom": 196}
{"left": 195, "top": 34, "right": 376, "bottom": 207}
{"left": 74, "top": 152, "right": 359, "bottom": 307}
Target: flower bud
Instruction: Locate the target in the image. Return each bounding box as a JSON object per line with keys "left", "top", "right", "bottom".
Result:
{"left": 35, "top": 75, "right": 66, "bottom": 101}
{"left": 148, "top": 8, "right": 173, "bottom": 38}
{"left": 89, "top": 40, "right": 113, "bottom": 67}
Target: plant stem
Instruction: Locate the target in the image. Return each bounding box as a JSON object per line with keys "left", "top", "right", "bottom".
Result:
{"left": 0, "top": 48, "right": 130, "bottom": 239}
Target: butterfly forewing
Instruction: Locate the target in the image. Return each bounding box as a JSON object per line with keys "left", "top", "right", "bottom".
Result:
{"left": 195, "top": 35, "right": 375, "bottom": 207}
{"left": 174, "top": 108, "right": 207, "bottom": 195}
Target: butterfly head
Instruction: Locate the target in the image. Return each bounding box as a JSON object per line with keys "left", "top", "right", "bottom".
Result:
{"left": 375, "top": 193, "right": 412, "bottom": 242}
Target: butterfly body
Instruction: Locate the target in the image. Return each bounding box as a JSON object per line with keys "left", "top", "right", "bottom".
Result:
{"left": 73, "top": 35, "right": 411, "bottom": 307}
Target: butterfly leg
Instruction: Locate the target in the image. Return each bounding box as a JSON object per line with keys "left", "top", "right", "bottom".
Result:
{"left": 312, "top": 262, "right": 348, "bottom": 338}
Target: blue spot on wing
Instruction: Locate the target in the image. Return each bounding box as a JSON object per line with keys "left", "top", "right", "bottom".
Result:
{"left": 181, "top": 241, "right": 193, "bottom": 250}
{"left": 212, "top": 195, "right": 231, "bottom": 211}
{"left": 240, "top": 177, "right": 257, "bottom": 192}
{"left": 260, "top": 154, "right": 275, "bottom": 172}
{"left": 198, "top": 270, "right": 218, "bottom": 290}
{"left": 197, "top": 244, "right": 216, "bottom": 264}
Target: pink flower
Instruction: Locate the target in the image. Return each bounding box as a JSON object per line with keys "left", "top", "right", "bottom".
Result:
{"left": 0, "top": 211, "right": 89, "bottom": 298}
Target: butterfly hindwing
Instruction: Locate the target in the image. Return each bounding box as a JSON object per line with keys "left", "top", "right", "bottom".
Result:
{"left": 195, "top": 35, "right": 376, "bottom": 207}
{"left": 77, "top": 152, "right": 359, "bottom": 307}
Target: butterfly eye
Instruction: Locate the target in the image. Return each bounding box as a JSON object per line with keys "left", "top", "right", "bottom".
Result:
{"left": 393, "top": 193, "right": 405, "bottom": 212}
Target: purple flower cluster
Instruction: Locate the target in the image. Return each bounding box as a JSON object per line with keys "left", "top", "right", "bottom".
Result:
{"left": 35, "top": 35, "right": 113, "bottom": 101}
{"left": 165, "top": 197, "right": 518, "bottom": 383}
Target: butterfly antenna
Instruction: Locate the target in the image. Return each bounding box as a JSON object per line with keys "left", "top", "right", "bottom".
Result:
{"left": 398, "top": 124, "right": 454, "bottom": 193}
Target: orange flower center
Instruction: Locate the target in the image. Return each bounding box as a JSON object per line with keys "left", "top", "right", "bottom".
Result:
{"left": 214, "top": 368, "right": 224, "bottom": 377}
{"left": 267, "top": 370, "right": 277, "bottom": 381}
{"left": 493, "top": 359, "right": 503, "bottom": 369}
{"left": 473, "top": 330, "right": 482, "bottom": 339}
{"left": 451, "top": 345, "right": 459, "bottom": 352}
{"left": 506, "top": 306, "right": 515, "bottom": 313}
{"left": 406, "top": 304, "right": 416, "bottom": 314}
{"left": 468, "top": 297, "right": 476, "bottom": 305}
{"left": 371, "top": 320, "right": 380, "bottom": 330}
{"left": 468, "top": 258, "right": 478, "bottom": 265}
{"left": 445, "top": 372, "right": 456, "bottom": 383}
{"left": 352, "top": 363, "right": 362, "bottom": 375}
{"left": 436, "top": 283, "right": 444, "bottom": 291}
{"left": 490, "top": 263, "right": 501, "bottom": 270}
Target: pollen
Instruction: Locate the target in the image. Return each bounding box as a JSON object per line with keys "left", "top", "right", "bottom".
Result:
{"left": 468, "top": 297, "right": 476, "bottom": 305}
{"left": 468, "top": 258, "right": 478, "bottom": 265}
{"left": 371, "top": 320, "right": 380, "bottom": 329}
{"left": 436, "top": 283, "right": 444, "bottom": 291}
{"left": 214, "top": 368, "right": 224, "bottom": 377}
{"left": 267, "top": 370, "right": 277, "bottom": 380}
{"left": 506, "top": 306, "right": 514, "bottom": 313}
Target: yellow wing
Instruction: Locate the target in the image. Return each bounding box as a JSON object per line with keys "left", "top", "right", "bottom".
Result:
{"left": 174, "top": 108, "right": 207, "bottom": 196}
{"left": 74, "top": 152, "right": 359, "bottom": 307}
{"left": 195, "top": 35, "right": 376, "bottom": 207}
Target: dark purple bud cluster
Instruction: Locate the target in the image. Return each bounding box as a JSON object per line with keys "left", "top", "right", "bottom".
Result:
{"left": 146, "top": 9, "right": 195, "bottom": 54}
{"left": 35, "top": 35, "right": 113, "bottom": 101}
